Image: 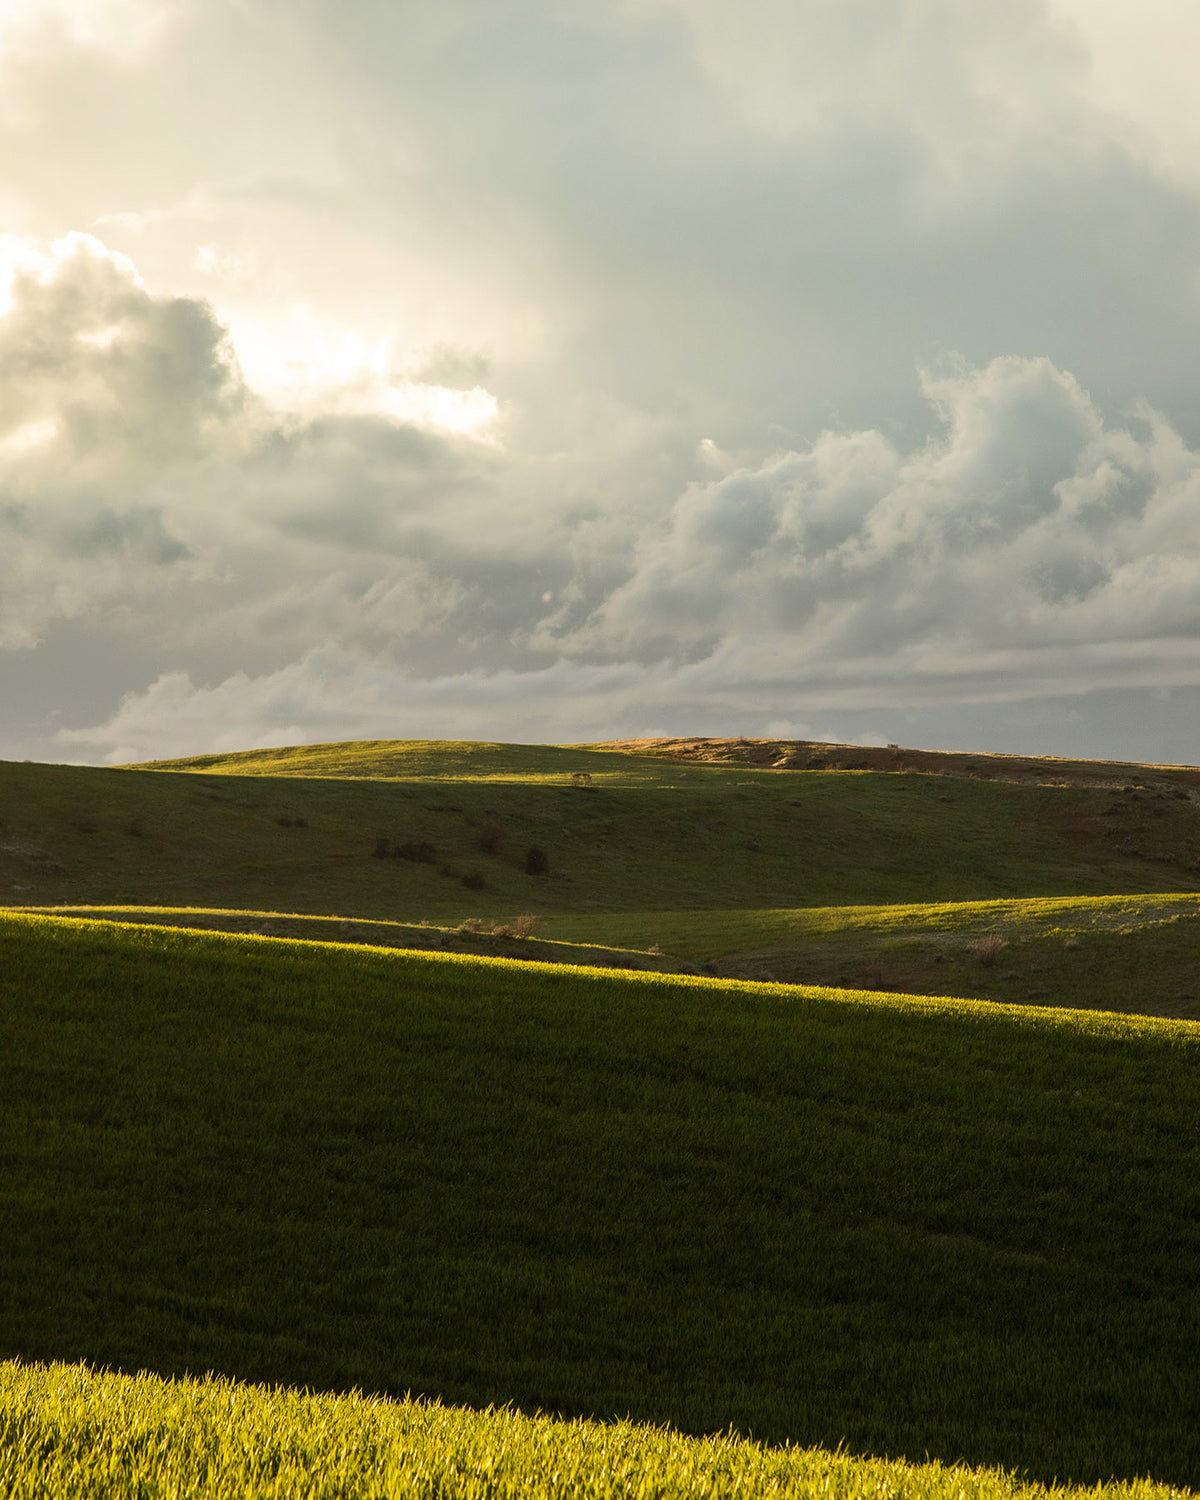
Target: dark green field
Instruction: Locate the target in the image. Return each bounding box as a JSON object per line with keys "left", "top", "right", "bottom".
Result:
{"left": 4, "top": 740, "right": 1200, "bottom": 926}
{"left": 2, "top": 913, "right": 1199, "bottom": 1486}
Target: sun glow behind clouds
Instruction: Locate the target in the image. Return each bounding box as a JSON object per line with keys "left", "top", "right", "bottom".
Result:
{"left": 224, "top": 304, "right": 500, "bottom": 439}
{"left": 1048, "top": 0, "right": 1200, "bottom": 182}
{"left": 0, "top": 231, "right": 143, "bottom": 315}
{"left": 0, "top": 0, "right": 170, "bottom": 59}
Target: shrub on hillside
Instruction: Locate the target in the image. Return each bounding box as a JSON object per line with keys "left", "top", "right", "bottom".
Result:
{"left": 972, "top": 933, "right": 1008, "bottom": 966}
{"left": 372, "top": 838, "right": 437, "bottom": 863}
{"left": 461, "top": 870, "right": 486, "bottom": 891}
{"left": 478, "top": 824, "right": 505, "bottom": 855}
{"left": 525, "top": 845, "right": 549, "bottom": 876}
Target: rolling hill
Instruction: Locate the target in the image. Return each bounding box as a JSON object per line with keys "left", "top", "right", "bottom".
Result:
{"left": 2, "top": 735, "right": 1200, "bottom": 1492}
{"left": 2, "top": 912, "right": 1199, "bottom": 1486}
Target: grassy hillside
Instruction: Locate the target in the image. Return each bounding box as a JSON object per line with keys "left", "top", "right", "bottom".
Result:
{"left": 5, "top": 743, "right": 1200, "bottom": 925}
{"left": 15, "top": 890, "right": 1200, "bottom": 1020}
{"left": 542, "top": 893, "right": 1200, "bottom": 1019}
{"left": 7, "top": 902, "right": 686, "bottom": 975}
{"left": 3, "top": 1360, "right": 1191, "bottom": 1500}
{"left": 2, "top": 913, "right": 1198, "bottom": 1486}
{"left": 608, "top": 733, "right": 1200, "bottom": 787}
{"left": 134, "top": 738, "right": 654, "bottom": 784}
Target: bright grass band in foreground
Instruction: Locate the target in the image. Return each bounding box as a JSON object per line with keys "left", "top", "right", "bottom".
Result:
{"left": 1, "top": 1359, "right": 1194, "bottom": 1500}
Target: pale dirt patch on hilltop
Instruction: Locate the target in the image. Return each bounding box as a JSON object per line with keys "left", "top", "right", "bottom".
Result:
{"left": 598, "top": 736, "right": 1200, "bottom": 791}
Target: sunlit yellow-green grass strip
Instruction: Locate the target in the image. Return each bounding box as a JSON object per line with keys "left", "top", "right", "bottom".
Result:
{"left": 542, "top": 893, "right": 1200, "bottom": 958}
{"left": 130, "top": 737, "right": 682, "bottom": 785}
{"left": 3, "top": 1360, "right": 1195, "bottom": 1500}
{"left": 536, "top": 894, "right": 1200, "bottom": 1020}
{"left": 4, "top": 913, "right": 1200, "bottom": 1487}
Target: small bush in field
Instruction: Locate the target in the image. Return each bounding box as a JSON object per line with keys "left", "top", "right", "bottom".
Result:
{"left": 971, "top": 933, "right": 1008, "bottom": 966}
{"left": 478, "top": 824, "right": 505, "bottom": 855}
{"left": 374, "top": 838, "right": 436, "bottom": 863}
{"left": 525, "top": 845, "right": 549, "bottom": 876}
{"left": 570, "top": 771, "right": 593, "bottom": 788}
{"left": 461, "top": 870, "right": 486, "bottom": 891}
{"left": 514, "top": 913, "right": 539, "bottom": 938}
{"left": 125, "top": 819, "right": 144, "bottom": 837}
{"left": 491, "top": 923, "right": 515, "bottom": 938}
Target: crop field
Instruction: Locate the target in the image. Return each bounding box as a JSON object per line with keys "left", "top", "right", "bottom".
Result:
{"left": 3, "top": 735, "right": 1200, "bottom": 1494}
{"left": 2, "top": 912, "right": 1199, "bottom": 1488}
{"left": 2, "top": 1361, "right": 1193, "bottom": 1500}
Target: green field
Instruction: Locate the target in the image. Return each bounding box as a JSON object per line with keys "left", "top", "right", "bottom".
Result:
{"left": 15, "top": 890, "right": 1200, "bottom": 1021}
{"left": 3, "top": 913, "right": 1199, "bottom": 1486}
{"left": 539, "top": 893, "right": 1200, "bottom": 1019}
{"left": 3, "top": 736, "right": 1200, "bottom": 1493}
{"left": 5, "top": 742, "right": 1200, "bottom": 927}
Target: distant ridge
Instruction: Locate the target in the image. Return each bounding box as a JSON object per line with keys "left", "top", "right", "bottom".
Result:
{"left": 600, "top": 736, "right": 1200, "bottom": 788}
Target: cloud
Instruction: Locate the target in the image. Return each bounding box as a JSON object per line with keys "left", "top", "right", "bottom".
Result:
{"left": 63, "top": 350, "right": 1200, "bottom": 762}
{"left": 0, "top": 231, "right": 243, "bottom": 466}
{"left": 573, "top": 355, "right": 1200, "bottom": 678}
{"left": 58, "top": 651, "right": 666, "bottom": 764}
{"left": 0, "top": 0, "right": 169, "bottom": 67}
{"left": 9, "top": 3, "right": 1200, "bottom": 761}
{"left": 0, "top": 232, "right": 509, "bottom": 651}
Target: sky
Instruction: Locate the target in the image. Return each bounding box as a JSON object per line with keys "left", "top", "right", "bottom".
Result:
{"left": 5, "top": 0, "right": 1200, "bottom": 764}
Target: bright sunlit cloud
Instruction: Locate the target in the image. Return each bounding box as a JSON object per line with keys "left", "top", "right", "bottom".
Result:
{"left": 222, "top": 304, "right": 500, "bottom": 437}
{"left": 0, "top": 0, "right": 171, "bottom": 60}
{"left": 1047, "top": 0, "right": 1200, "bottom": 181}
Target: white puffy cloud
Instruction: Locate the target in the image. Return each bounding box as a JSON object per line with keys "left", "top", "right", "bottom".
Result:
{"left": 58, "top": 651, "right": 667, "bottom": 764}
{"left": 0, "top": 231, "right": 510, "bottom": 652}
{"left": 0, "top": 232, "right": 243, "bottom": 468}
{"left": 573, "top": 355, "right": 1200, "bottom": 681}
{"left": 62, "top": 350, "right": 1200, "bottom": 763}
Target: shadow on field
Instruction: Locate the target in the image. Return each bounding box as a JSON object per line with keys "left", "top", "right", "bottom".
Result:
{"left": 2, "top": 915, "right": 1198, "bottom": 1489}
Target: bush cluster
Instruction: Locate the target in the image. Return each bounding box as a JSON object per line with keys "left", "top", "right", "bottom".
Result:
{"left": 477, "top": 824, "right": 505, "bottom": 855}
{"left": 372, "top": 838, "right": 436, "bottom": 863}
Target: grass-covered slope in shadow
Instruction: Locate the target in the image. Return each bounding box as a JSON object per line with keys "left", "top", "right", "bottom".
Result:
{"left": 3, "top": 1360, "right": 1192, "bottom": 1500}
{"left": 543, "top": 893, "right": 1200, "bottom": 1019}
{"left": 6, "top": 746, "right": 1200, "bottom": 921}
{"left": 3, "top": 914, "right": 1198, "bottom": 1487}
